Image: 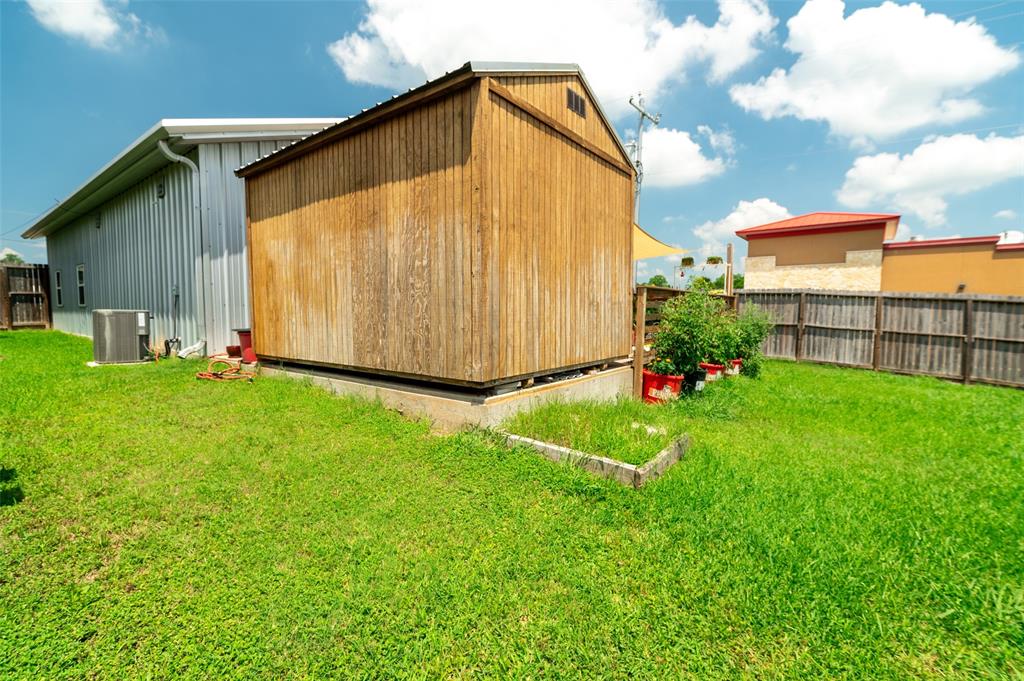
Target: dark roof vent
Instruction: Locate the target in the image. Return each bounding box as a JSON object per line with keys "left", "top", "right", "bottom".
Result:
{"left": 567, "top": 88, "right": 586, "bottom": 118}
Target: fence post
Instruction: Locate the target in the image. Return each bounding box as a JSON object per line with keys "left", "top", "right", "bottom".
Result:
{"left": 795, "top": 292, "right": 806, "bottom": 361}
{"left": 38, "top": 265, "right": 52, "bottom": 329}
{"left": 632, "top": 286, "right": 648, "bottom": 398}
{"left": 0, "top": 266, "right": 10, "bottom": 331}
{"left": 962, "top": 298, "right": 974, "bottom": 385}
{"left": 872, "top": 294, "right": 883, "bottom": 371}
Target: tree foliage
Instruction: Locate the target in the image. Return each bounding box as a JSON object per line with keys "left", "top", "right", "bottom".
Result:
{"left": 646, "top": 274, "right": 669, "bottom": 287}
{"left": 712, "top": 273, "right": 744, "bottom": 290}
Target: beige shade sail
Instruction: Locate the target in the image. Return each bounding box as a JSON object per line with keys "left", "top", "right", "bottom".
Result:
{"left": 633, "top": 224, "right": 686, "bottom": 261}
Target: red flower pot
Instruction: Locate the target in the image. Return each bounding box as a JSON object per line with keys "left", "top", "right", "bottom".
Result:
{"left": 699, "top": 362, "right": 725, "bottom": 381}
{"left": 642, "top": 369, "right": 685, "bottom": 404}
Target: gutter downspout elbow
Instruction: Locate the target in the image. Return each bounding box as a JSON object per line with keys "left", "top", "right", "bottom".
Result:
{"left": 158, "top": 139, "right": 208, "bottom": 355}
{"left": 157, "top": 139, "right": 198, "bottom": 174}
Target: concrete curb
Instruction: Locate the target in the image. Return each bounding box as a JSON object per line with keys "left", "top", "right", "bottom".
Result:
{"left": 499, "top": 432, "right": 689, "bottom": 489}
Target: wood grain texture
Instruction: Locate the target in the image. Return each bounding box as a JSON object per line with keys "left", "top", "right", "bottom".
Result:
{"left": 246, "top": 74, "right": 633, "bottom": 387}
{"left": 737, "top": 289, "right": 1024, "bottom": 387}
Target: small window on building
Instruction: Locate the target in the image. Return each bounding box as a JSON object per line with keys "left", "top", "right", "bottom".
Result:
{"left": 567, "top": 88, "right": 586, "bottom": 118}
{"left": 55, "top": 271, "right": 63, "bottom": 307}
{"left": 76, "top": 265, "right": 86, "bottom": 307}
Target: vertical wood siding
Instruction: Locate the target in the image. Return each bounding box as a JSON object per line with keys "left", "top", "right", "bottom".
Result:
{"left": 484, "top": 83, "right": 632, "bottom": 381}
{"left": 246, "top": 75, "right": 633, "bottom": 386}
{"left": 493, "top": 75, "right": 622, "bottom": 162}
{"left": 247, "top": 85, "right": 481, "bottom": 382}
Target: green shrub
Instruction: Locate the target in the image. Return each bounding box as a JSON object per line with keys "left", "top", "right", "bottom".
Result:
{"left": 735, "top": 305, "right": 775, "bottom": 377}
{"left": 652, "top": 291, "right": 727, "bottom": 375}
{"left": 710, "top": 311, "right": 741, "bottom": 366}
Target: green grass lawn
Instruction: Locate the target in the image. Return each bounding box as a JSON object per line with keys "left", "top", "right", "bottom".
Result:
{"left": 1, "top": 331, "right": 1022, "bottom": 678}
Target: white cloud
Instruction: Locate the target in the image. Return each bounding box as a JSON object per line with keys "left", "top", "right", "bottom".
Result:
{"left": 328, "top": 0, "right": 776, "bottom": 119}
{"left": 694, "top": 197, "right": 791, "bottom": 256}
{"left": 837, "top": 133, "right": 1024, "bottom": 226}
{"left": 729, "top": 0, "right": 1020, "bottom": 145}
{"left": 27, "top": 0, "right": 162, "bottom": 50}
{"left": 697, "top": 124, "right": 736, "bottom": 157}
{"left": 995, "top": 209, "right": 1019, "bottom": 221}
{"left": 642, "top": 127, "right": 730, "bottom": 188}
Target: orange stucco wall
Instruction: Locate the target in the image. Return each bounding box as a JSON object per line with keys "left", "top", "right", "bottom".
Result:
{"left": 881, "top": 245, "right": 1024, "bottom": 296}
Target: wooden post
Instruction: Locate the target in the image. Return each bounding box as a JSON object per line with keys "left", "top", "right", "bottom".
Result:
{"left": 795, "top": 292, "right": 806, "bottom": 361}
{"left": 725, "top": 243, "right": 734, "bottom": 296}
{"left": 37, "top": 265, "right": 51, "bottom": 329}
{"left": 632, "top": 286, "right": 648, "bottom": 398}
{"left": 0, "top": 266, "right": 10, "bottom": 331}
{"left": 872, "top": 294, "right": 883, "bottom": 371}
{"left": 963, "top": 298, "right": 974, "bottom": 385}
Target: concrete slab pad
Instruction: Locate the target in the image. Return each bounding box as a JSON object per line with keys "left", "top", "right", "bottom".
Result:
{"left": 262, "top": 364, "right": 632, "bottom": 433}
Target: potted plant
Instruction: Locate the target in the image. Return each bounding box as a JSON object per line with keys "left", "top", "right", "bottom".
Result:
{"left": 699, "top": 360, "right": 726, "bottom": 381}
{"left": 680, "top": 256, "right": 695, "bottom": 268}
{"left": 651, "top": 290, "right": 726, "bottom": 393}
{"left": 641, "top": 357, "right": 684, "bottom": 404}
{"left": 712, "top": 318, "right": 742, "bottom": 377}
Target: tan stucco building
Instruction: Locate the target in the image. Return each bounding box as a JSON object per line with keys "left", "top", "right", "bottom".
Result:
{"left": 739, "top": 213, "right": 900, "bottom": 291}
{"left": 738, "top": 213, "right": 1024, "bottom": 296}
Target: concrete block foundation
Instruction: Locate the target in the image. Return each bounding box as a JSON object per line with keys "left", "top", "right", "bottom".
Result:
{"left": 262, "top": 363, "right": 633, "bottom": 433}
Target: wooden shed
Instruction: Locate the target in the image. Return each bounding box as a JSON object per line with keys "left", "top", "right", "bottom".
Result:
{"left": 237, "top": 62, "right": 635, "bottom": 388}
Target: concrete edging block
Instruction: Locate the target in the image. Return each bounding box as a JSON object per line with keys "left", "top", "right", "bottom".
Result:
{"left": 500, "top": 432, "right": 690, "bottom": 489}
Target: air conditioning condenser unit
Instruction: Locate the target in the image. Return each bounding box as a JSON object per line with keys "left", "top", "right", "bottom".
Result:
{"left": 92, "top": 309, "right": 150, "bottom": 363}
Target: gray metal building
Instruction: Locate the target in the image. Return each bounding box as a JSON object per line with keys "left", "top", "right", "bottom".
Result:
{"left": 21, "top": 119, "right": 341, "bottom": 354}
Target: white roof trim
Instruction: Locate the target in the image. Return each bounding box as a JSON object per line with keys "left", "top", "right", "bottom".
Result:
{"left": 22, "top": 118, "right": 343, "bottom": 238}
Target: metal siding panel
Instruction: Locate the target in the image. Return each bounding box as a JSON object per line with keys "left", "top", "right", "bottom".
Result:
{"left": 43, "top": 163, "right": 201, "bottom": 346}
{"left": 199, "top": 139, "right": 298, "bottom": 353}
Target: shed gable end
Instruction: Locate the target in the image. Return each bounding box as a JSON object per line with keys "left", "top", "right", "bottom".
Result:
{"left": 491, "top": 74, "right": 628, "bottom": 166}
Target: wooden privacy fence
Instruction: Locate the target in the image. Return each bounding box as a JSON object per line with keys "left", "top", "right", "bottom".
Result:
{"left": 736, "top": 289, "right": 1024, "bottom": 388}
{"left": 631, "top": 285, "right": 736, "bottom": 396}
{"left": 0, "top": 264, "right": 51, "bottom": 331}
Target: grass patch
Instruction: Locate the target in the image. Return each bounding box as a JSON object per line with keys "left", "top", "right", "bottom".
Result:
{"left": 2, "top": 331, "right": 1022, "bottom": 678}
{"left": 504, "top": 397, "right": 685, "bottom": 464}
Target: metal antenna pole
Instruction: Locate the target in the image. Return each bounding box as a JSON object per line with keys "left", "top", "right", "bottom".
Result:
{"left": 628, "top": 93, "right": 660, "bottom": 223}
{"left": 628, "top": 93, "right": 660, "bottom": 288}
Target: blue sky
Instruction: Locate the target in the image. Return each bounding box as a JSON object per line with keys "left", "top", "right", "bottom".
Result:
{"left": 2, "top": 0, "right": 1022, "bottom": 284}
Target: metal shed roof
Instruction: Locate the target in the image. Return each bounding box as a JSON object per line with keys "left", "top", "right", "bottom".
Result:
{"left": 21, "top": 118, "right": 343, "bottom": 238}
{"left": 235, "top": 61, "right": 633, "bottom": 179}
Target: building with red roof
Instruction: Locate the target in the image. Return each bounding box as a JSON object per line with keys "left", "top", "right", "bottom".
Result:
{"left": 738, "top": 212, "right": 901, "bottom": 291}
{"left": 737, "top": 212, "right": 1023, "bottom": 296}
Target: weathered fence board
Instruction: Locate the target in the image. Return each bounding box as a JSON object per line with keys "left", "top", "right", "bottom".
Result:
{"left": 0, "top": 264, "right": 50, "bottom": 330}
{"left": 738, "top": 289, "right": 1023, "bottom": 388}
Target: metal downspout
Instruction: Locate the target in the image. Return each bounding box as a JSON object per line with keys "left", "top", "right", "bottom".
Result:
{"left": 158, "top": 139, "right": 209, "bottom": 354}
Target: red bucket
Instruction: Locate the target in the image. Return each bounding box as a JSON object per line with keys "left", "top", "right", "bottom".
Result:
{"left": 642, "top": 369, "right": 684, "bottom": 404}
{"left": 234, "top": 328, "right": 257, "bottom": 364}
{"left": 699, "top": 362, "right": 725, "bottom": 381}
